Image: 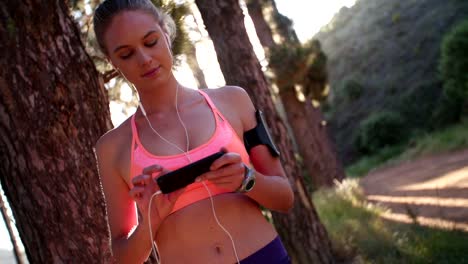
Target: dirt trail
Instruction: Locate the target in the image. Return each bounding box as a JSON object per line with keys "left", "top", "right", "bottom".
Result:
{"left": 360, "top": 148, "right": 468, "bottom": 231}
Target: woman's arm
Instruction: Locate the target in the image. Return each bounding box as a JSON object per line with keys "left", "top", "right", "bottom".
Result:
{"left": 202, "top": 86, "right": 294, "bottom": 213}
{"left": 233, "top": 87, "right": 294, "bottom": 212}
{"left": 95, "top": 132, "right": 154, "bottom": 264}
{"left": 245, "top": 146, "right": 294, "bottom": 213}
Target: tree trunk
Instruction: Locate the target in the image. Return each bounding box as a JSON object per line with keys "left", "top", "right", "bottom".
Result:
{"left": 247, "top": 0, "right": 345, "bottom": 188}
{"left": 0, "top": 194, "right": 25, "bottom": 264}
{"left": 305, "top": 101, "right": 346, "bottom": 187}
{"left": 186, "top": 42, "right": 208, "bottom": 89}
{"left": 279, "top": 89, "right": 336, "bottom": 187}
{"left": 194, "top": 0, "right": 335, "bottom": 263}
{"left": 0, "top": 1, "right": 113, "bottom": 263}
{"left": 245, "top": 0, "right": 276, "bottom": 49}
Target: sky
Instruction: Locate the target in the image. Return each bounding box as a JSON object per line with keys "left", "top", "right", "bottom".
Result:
{"left": 0, "top": 0, "right": 356, "bottom": 252}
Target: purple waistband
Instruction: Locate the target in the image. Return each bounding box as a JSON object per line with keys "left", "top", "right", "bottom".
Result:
{"left": 239, "top": 236, "right": 291, "bottom": 264}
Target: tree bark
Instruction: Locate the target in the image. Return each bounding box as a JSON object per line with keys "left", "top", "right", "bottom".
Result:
{"left": 247, "top": 0, "right": 345, "bottom": 188}
{"left": 304, "top": 100, "right": 346, "bottom": 187}
{"left": 0, "top": 1, "right": 113, "bottom": 263}
{"left": 194, "top": 0, "right": 335, "bottom": 263}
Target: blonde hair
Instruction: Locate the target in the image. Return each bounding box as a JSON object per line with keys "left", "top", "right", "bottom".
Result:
{"left": 93, "top": 0, "right": 176, "bottom": 55}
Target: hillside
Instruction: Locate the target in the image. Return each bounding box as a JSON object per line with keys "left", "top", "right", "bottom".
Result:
{"left": 315, "top": 0, "right": 468, "bottom": 165}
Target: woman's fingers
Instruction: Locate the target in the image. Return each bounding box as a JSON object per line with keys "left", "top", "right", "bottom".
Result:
{"left": 129, "top": 186, "right": 145, "bottom": 199}
{"left": 132, "top": 174, "right": 150, "bottom": 187}
{"left": 201, "top": 162, "right": 244, "bottom": 181}
{"left": 210, "top": 152, "right": 241, "bottom": 170}
{"left": 142, "top": 164, "right": 163, "bottom": 175}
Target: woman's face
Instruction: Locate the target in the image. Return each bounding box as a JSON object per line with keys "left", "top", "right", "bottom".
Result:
{"left": 104, "top": 10, "right": 173, "bottom": 89}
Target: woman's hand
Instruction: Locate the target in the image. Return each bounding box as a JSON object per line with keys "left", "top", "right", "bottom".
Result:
{"left": 129, "top": 165, "right": 185, "bottom": 231}
{"left": 196, "top": 152, "right": 246, "bottom": 192}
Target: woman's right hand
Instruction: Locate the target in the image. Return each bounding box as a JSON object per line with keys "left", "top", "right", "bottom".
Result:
{"left": 129, "top": 165, "right": 185, "bottom": 233}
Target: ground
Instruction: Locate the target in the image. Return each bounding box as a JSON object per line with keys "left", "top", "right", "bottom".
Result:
{"left": 360, "top": 148, "right": 468, "bottom": 231}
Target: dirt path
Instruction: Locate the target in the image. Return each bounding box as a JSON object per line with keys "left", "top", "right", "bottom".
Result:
{"left": 360, "top": 148, "right": 468, "bottom": 231}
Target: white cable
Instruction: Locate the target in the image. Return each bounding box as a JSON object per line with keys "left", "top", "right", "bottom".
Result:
{"left": 148, "top": 190, "right": 163, "bottom": 264}
{"left": 140, "top": 85, "right": 189, "bottom": 156}
{"left": 202, "top": 181, "right": 240, "bottom": 264}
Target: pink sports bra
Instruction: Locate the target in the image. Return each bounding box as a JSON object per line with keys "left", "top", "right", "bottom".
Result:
{"left": 130, "top": 89, "right": 250, "bottom": 213}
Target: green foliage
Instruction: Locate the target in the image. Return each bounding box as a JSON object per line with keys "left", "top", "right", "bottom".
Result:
{"left": 346, "top": 145, "right": 406, "bottom": 178}
{"left": 314, "top": 180, "right": 468, "bottom": 263}
{"left": 434, "top": 19, "right": 468, "bottom": 125}
{"left": 338, "top": 78, "right": 364, "bottom": 103}
{"left": 272, "top": 10, "right": 299, "bottom": 44}
{"left": 396, "top": 80, "right": 442, "bottom": 130}
{"left": 357, "top": 111, "right": 406, "bottom": 153}
{"left": 432, "top": 80, "right": 466, "bottom": 127}
{"left": 149, "top": 0, "right": 189, "bottom": 62}
{"left": 301, "top": 40, "right": 329, "bottom": 101}
{"left": 392, "top": 13, "right": 401, "bottom": 24}
{"left": 399, "top": 120, "right": 468, "bottom": 160}
{"left": 268, "top": 43, "right": 304, "bottom": 90}
{"left": 153, "top": 0, "right": 190, "bottom": 59}
{"left": 313, "top": 180, "right": 406, "bottom": 262}
{"left": 268, "top": 40, "right": 329, "bottom": 101}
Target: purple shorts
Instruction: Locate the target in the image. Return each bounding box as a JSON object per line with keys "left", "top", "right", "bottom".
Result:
{"left": 239, "top": 236, "right": 291, "bottom": 264}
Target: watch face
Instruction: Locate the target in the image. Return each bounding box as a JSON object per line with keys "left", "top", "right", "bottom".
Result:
{"left": 245, "top": 179, "right": 255, "bottom": 191}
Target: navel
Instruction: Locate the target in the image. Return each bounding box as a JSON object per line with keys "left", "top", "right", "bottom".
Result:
{"left": 213, "top": 243, "right": 223, "bottom": 255}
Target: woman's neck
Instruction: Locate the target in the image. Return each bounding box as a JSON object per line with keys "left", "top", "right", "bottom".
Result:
{"left": 137, "top": 75, "right": 181, "bottom": 116}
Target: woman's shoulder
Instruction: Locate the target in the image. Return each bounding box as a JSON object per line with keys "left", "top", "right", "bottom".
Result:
{"left": 202, "top": 86, "right": 256, "bottom": 131}
{"left": 202, "top": 86, "right": 254, "bottom": 111}
{"left": 202, "top": 85, "right": 249, "bottom": 102}
{"left": 95, "top": 115, "right": 133, "bottom": 159}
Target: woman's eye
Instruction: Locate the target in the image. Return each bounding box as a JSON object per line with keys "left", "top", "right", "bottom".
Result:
{"left": 120, "top": 52, "right": 133, "bottom": 59}
{"left": 146, "top": 39, "right": 158, "bottom": 47}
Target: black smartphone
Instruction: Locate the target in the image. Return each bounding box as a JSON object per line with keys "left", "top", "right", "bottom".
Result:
{"left": 156, "top": 151, "right": 225, "bottom": 194}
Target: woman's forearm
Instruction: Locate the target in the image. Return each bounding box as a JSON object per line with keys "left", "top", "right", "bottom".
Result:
{"left": 246, "top": 171, "right": 294, "bottom": 213}
{"left": 112, "top": 222, "right": 158, "bottom": 264}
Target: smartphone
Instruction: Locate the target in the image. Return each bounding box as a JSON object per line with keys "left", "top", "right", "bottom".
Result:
{"left": 156, "top": 151, "right": 225, "bottom": 194}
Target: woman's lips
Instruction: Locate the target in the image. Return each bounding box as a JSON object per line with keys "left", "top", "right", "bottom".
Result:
{"left": 142, "top": 66, "right": 161, "bottom": 78}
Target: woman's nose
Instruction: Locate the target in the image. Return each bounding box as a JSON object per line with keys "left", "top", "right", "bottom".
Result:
{"left": 136, "top": 49, "right": 152, "bottom": 66}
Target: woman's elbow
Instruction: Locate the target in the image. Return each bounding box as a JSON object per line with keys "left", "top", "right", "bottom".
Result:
{"left": 276, "top": 189, "right": 294, "bottom": 213}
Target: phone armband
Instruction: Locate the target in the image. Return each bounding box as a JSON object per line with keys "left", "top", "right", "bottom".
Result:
{"left": 243, "top": 110, "right": 280, "bottom": 157}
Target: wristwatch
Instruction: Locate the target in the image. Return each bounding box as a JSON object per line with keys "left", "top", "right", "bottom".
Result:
{"left": 236, "top": 164, "right": 256, "bottom": 193}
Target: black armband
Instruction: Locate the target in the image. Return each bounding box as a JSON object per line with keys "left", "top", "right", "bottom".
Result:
{"left": 243, "top": 110, "right": 280, "bottom": 157}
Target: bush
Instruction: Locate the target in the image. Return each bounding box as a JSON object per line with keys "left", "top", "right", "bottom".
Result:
{"left": 357, "top": 111, "right": 406, "bottom": 153}
{"left": 435, "top": 19, "right": 468, "bottom": 125}
{"left": 335, "top": 78, "right": 364, "bottom": 104}
{"left": 396, "top": 80, "right": 442, "bottom": 130}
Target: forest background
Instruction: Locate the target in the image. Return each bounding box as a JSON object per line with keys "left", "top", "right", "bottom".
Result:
{"left": 1, "top": 0, "right": 467, "bottom": 263}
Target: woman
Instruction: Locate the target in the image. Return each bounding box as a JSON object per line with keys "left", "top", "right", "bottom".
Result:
{"left": 93, "top": 0, "right": 294, "bottom": 263}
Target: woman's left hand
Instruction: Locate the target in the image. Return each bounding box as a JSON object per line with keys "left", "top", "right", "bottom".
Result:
{"left": 196, "top": 151, "right": 246, "bottom": 192}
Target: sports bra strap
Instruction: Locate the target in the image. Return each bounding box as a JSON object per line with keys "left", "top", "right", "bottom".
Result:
{"left": 130, "top": 114, "right": 138, "bottom": 138}
{"left": 198, "top": 89, "right": 221, "bottom": 115}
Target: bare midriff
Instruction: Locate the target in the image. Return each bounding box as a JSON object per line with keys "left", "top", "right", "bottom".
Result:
{"left": 155, "top": 193, "right": 277, "bottom": 263}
